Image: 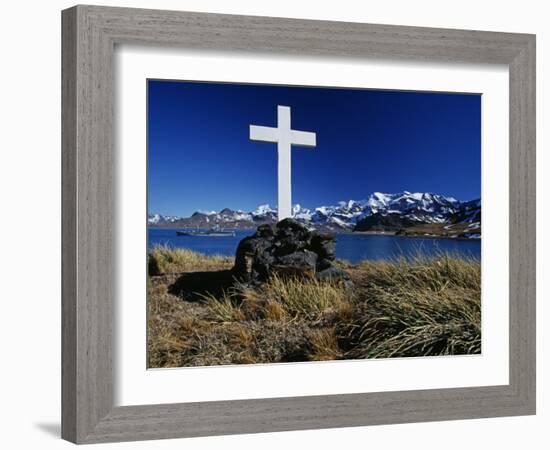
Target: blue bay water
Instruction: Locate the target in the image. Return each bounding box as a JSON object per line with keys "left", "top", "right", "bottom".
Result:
{"left": 148, "top": 228, "right": 480, "bottom": 263}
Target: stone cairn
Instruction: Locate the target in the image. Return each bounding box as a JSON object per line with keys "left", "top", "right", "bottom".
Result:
{"left": 232, "top": 218, "right": 350, "bottom": 286}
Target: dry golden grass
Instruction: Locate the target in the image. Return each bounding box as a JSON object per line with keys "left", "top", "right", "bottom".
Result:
{"left": 264, "top": 301, "right": 286, "bottom": 322}
{"left": 309, "top": 328, "right": 342, "bottom": 361}
{"left": 242, "top": 274, "right": 350, "bottom": 320}
{"left": 202, "top": 290, "right": 245, "bottom": 322}
{"left": 148, "top": 244, "right": 233, "bottom": 274}
{"left": 147, "top": 248, "right": 481, "bottom": 367}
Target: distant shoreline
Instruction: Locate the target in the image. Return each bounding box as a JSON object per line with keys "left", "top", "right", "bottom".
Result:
{"left": 147, "top": 226, "right": 480, "bottom": 240}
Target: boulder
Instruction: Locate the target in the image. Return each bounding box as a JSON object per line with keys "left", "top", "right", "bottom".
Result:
{"left": 276, "top": 249, "right": 318, "bottom": 268}
{"left": 232, "top": 218, "right": 350, "bottom": 285}
{"left": 310, "top": 232, "right": 336, "bottom": 260}
{"left": 316, "top": 258, "right": 334, "bottom": 272}
{"left": 256, "top": 223, "right": 275, "bottom": 239}
{"left": 273, "top": 249, "right": 318, "bottom": 279}
{"left": 316, "top": 266, "right": 350, "bottom": 281}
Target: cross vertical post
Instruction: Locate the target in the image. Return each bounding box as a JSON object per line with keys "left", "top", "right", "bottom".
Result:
{"left": 277, "top": 106, "right": 292, "bottom": 220}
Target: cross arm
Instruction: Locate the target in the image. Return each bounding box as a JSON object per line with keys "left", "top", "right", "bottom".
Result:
{"left": 250, "top": 125, "right": 279, "bottom": 143}
{"left": 291, "top": 130, "right": 316, "bottom": 147}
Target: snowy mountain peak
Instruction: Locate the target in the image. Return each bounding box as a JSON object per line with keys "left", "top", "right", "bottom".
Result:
{"left": 253, "top": 204, "right": 276, "bottom": 215}
{"left": 292, "top": 204, "right": 312, "bottom": 220}
{"left": 148, "top": 191, "right": 479, "bottom": 233}
{"left": 147, "top": 213, "right": 180, "bottom": 225}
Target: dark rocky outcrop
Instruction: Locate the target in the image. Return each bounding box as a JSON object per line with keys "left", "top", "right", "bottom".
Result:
{"left": 232, "top": 218, "right": 350, "bottom": 286}
{"left": 148, "top": 254, "right": 162, "bottom": 277}
{"left": 353, "top": 212, "right": 417, "bottom": 232}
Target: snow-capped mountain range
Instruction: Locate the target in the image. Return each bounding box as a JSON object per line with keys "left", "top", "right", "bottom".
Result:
{"left": 148, "top": 191, "right": 481, "bottom": 235}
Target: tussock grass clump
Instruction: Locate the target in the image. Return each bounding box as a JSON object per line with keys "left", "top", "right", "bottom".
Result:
{"left": 148, "top": 245, "right": 233, "bottom": 274}
{"left": 342, "top": 254, "right": 481, "bottom": 358}
{"left": 356, "top": 252, "right": 480, "bottom": 292}
{"left": 199, "top": 274, "right": 350, "bottom": 323}
{"left": 202, "top": 290, "right": 245, "bottom": 322}
{"left": 147, "top": 248, "right": 481, "bottom": 368}
{"left": 309, "top": 327, "right": 342, "bottom": 361}
{"left": 244, "top": 274, "right": 350, "bottom": 320}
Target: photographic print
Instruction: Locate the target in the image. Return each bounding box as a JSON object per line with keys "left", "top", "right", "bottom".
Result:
{"left": 147, "top": 80, "right": 481, "bottom": 369}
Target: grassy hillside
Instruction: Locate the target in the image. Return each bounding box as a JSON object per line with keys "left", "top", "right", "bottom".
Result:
{"left": 147, "top": 246, "right": 481, "bottom": 368}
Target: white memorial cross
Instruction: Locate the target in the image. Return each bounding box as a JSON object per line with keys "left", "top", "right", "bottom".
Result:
{"left": 249, "top": 105, "right": 317, "bottom": 221}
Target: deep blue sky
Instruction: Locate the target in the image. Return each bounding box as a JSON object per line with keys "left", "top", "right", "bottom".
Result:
{"left": 148, "top": 80, "right": 481, "bottom": 216}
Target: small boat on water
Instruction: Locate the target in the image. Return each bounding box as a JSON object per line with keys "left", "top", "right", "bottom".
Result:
{"left": 176, "top": 227, "right": 235, "bottom": 237}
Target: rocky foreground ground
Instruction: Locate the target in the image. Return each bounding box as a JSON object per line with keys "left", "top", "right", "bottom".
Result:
{"left": 147, "top": 225, "right": 481, "bottom": 368}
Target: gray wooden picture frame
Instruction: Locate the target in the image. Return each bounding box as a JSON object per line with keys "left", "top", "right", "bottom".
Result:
{"left": 61, "top": 5, "right": 536, "bottom": 444}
